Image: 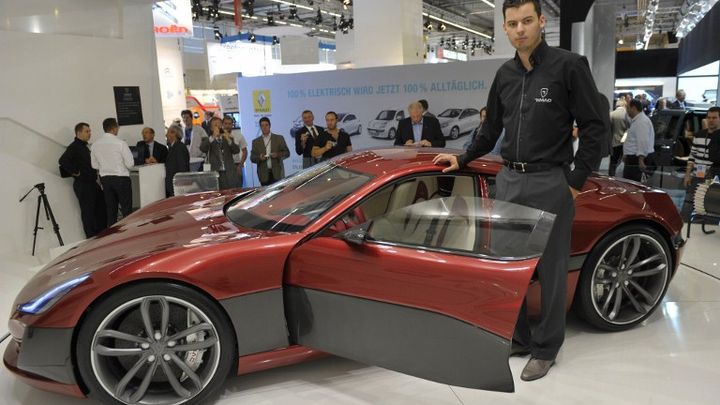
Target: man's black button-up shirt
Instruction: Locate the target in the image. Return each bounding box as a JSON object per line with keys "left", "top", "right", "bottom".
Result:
{"left": 458, "top": 40, "right": 604, "bottom": 190}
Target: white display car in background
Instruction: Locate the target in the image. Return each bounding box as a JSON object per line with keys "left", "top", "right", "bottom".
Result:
{"left": 337, "top": 113, "right": 362, "bottom": 136}
{"left": 438, "top": 108, "right": 482, "bottom": 139}
{"left": 367, "top": 109, "right": 405, "bottom": 139}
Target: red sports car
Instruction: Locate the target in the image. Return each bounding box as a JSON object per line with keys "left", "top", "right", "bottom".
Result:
{"left": 4, "top": 148, "right": 684, "bottom": 404}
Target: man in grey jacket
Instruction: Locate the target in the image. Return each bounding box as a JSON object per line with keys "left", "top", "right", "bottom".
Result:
{"left": 608, "top": 99, "right": 630, "bottom": 177}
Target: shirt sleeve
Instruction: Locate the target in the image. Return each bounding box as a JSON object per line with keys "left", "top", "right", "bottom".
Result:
{"left": 566, "top": 56, "right": 604, "bottom": 190}
{"left": 636, "top": 119, "right": 653, "bottom": 157}
{"left": 122, "top": 141, "right": 135, "bottom": 169}
{"left": 90, "top": 145, "right": 99, "bottom": 169}
{"left": 458, "top": 75, "right": 504, "bottom": 167}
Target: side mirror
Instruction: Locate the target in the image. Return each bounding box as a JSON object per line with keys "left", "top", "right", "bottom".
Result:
{"left": 335, "top": 222, "right": 371, "bottom": 246}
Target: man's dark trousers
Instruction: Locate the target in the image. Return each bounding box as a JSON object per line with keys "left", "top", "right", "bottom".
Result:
{"left": 73, "top": 180, "right": 106, "bottom": 237}
{"left": 622, "top": 155, "right": 643, "bottom": 182}
{"left": 100, "top": 176, "right": 132, "bottom": 227}
{"left": 496, "top": 166, "right": 575, "bottom": 361}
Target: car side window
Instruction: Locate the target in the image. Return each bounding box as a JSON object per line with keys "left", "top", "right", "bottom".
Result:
{"left": 347, "top": 114, "right": 356, "bottom": 121}
{"left": 324, "top": 174, "right": 478, "bottom": 236}
{"left": 397, "top": 111, "right": 405, "bottom": 120}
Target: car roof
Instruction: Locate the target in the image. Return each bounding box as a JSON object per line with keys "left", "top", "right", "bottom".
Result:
{"left": 332, "top": 147, "right": 504, "bottom": 177}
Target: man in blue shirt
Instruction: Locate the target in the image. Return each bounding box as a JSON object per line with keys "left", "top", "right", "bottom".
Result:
{"left": 394, "top": 101, "right": 445, "bottom": 147}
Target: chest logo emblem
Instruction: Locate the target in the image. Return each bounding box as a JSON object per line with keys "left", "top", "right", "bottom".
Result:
{"left": 536, "top": 88, "right": 552, "bottom": 103}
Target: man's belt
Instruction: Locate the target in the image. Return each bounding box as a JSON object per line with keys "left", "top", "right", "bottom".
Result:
{"left": 503, "top": 160, "right": 560, "bottom": 173}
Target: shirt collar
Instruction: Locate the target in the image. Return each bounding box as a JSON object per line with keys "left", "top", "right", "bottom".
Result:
{"left": 74, "top": 137, "right": 88, "bottom": 145}
{"left": 412, "top": 117, "right": 423, "bottom": 125}
{"left": 514, "top": 39, "right": 549, "bottom": 70}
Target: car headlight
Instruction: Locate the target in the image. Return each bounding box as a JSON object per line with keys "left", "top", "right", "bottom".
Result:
{"left": 441, "top": 122, "right": 450, "bottom": 127}
{"left": 18, "top": 273, "right": 91, "bottom": 315}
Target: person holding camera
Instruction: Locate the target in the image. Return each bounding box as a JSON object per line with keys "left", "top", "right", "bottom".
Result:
{"left": 250, "top": 117, "right": 290, "bottom": 186}
{"left": 312, "top": 111, "right": 352, "bottom": 162}
{"left": 200, "top": 117, "right": 241, "bottom": 190}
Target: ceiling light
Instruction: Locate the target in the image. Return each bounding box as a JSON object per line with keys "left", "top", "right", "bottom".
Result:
{"left": 249, "top": 32, "right": 256, "bottom": 42}
{"left": 315, "top": 9, "right": 323, "bottom": 25}
{"left": 676, "top": 0, "right": 719, "bottom": 38}
{"left": 423, "top": 13, "right": 491, "bottom": 39}
{"left": 424, "top": 19, "right": 433, "bottom": 31}
{"left": 272, "top": 36, "right": 280, "bottom": 45}
{"left": 213, "top": 26, "right": 223, "bottom": 40}
{"left": 267, "top": 14, "right": 275, "bottom": 25}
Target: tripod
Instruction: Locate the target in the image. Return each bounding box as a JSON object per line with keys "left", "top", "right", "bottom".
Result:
{"left": 19, "top": 183, "right": 64, "bottom": 256}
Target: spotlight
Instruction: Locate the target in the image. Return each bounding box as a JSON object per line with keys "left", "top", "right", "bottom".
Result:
{"left": 267, "top": 14, "right": 275, "bottom": 25}
{"left": 439, "top": 37, "right": 445, "bottom": 47}
{"left": 289, "top": 5, "right": 298, "bottom": 20}
{"left": 249, "top": 32, "right": 256, "bottom": 42}
{"left": 342, "top": 0, "right": 352, "bottom": 10}
{"left": 332, "top": 17, "right": 338, "bottom": 31}
{"left": 244, "top": 0, "right": 254, "bottom": 17}
{"left": 471, "top": 48, "right": 475, "bottom": 56}
{"left": 272, "top": 36, "right": 280, "bottom": 45}
{"left": 424, "top": 19, "right": 433, "bottom": 31}
{"left": 315, "top": 9, "right": 323, "bottom": 25}
{"left": 348, "top": 18, "right": 353, "bottom": 29}
{"left": 213, "top": 26, "right": 223, "bottom": 40}
{"left": 438, "top": 21, "right": 446, "bottom": 31}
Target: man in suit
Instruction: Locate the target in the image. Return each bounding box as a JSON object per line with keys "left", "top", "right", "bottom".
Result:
{"left": 670, "top": 89, "right": 687, "bottom": 110}
{"left": 251, "top": 117, "right": 290, "bottom": 186}
{"left": 59, "top": 122, "right": 106, "bottom": 237}
{"left": 294, "top": 110, "right": 324, "bottom": 169}
{"left": 164, "top": 125, "right": 190, "bottom": 197}
{"left": 419, "top": 99, "right": 436, "bottom": 118}
{"left": 181, "top": 109, "right": 207, "bottom": 161}
{"left": 134, "top": 127, "right": 168, "bottom": 166}
{"left": 394, "top": 101, "right": 445, "bottom": 147}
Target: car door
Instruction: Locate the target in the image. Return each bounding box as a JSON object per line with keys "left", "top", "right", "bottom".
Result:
{"left": 345, "top": 114, "right": 358, "bottom": 134}
{"left": 459, "top": 109, "right": 480, "bottom": 134}
{"left": 285, "top": 174, "right": 556, "bottom": 392}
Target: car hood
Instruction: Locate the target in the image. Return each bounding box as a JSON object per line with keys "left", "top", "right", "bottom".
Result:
{"left": 18, "top": 190, "right": 277, "bottom": 301}
{"left": 437, "top": 117, "right": 454, "bottom": 124}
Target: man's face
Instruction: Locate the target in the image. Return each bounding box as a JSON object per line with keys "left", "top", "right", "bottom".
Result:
{"left": 677, "top": 91, "right": 686, "bottom": 102}
{"left": 302, "top": 112, "right": 314, "bottom": 127}
{"left": 260, "top": 121, "right": 271, "bottom": 134}
{"left": 707, "top": 112, "right": 719, "bottom": 131}
{"left": 182, "top": 113, "right": 192, "bottom": 127}
{"left": 222, "top": 118, "right": 233, "bottom": 132}
{"left": 166, "top": 129, "right": 175, "bottom": 144}
{"left": 503, "top": 3, "right": 545, "bottom": 53}
{"left": 77, "top": 126, "right": 91, "bottom": 142}
{"left": 409, "top": 105, "right": 423, "bottom": 122}
{"left": 141, "top": 128, "right": 154, "bottom": 143}
{"left": 325, "top": 114, "right": 337, "bottom": 130}
{"left": 628, "top": 106, "right": 640, "bottom": 118}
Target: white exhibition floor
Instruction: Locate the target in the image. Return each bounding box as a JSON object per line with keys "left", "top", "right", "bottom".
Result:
{"left": 0, "top": 224, "right": 718, "bottom": 405}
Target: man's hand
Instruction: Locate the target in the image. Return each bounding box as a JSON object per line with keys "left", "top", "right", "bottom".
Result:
{"left": 72, "top": 172, "right": 80, "bottom": 177}
{"left": 683, "top": 172, "right": 692, "bottom": 187}
{"left": 300, "top": 133, "right": 308, "bottom": 145}
{"left": 404, "top": 139, "right": 415, "bottom": 146}
{"left": 419, "top": 139, "right": 432, "bottom": 147}
{"left": 270, "top": 152, "right": 278, "bottom": 159}
{"left": 433, "top": 153, "right": 459, "bottom": 173}
{"left": 325, "top": 141, "right": 334, "bottom": 150}
{"left": 569, "top": 187, "right": 579, "bottom": 200}
{"left": 260, "top": 153, "right": 267, "bottom": 161}
{"left": 639, "top": 160, "right": 647, "bottom": 172}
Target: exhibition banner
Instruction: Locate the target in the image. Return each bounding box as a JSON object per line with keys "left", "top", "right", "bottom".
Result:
{"left": 237, "top": 58, "right": 505, "bottom": 186}
{"left": 153, "top": 0, "right": 193, "bottom": 38}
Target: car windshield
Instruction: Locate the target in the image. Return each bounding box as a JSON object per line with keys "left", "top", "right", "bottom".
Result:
{"left": 439, "top": 109, "right": 461, "bottom": 118}
{"left": 376, "top": 110, "right": 396, "bottom": 120}
{"left": 225, "top": 162, "right": 373, "bottom": 232}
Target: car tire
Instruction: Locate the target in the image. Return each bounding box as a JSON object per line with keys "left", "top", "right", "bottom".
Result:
{"left": 574, "top": 224, "right": 672, "bottom": 332}
{"left": 388, "top": 128, "right": 396, "bottom": 140}
{"left": 76, "top": 282, "right": 236, "bottom": 405}
{"left": 450, "top": 126, "right": 460, "bottom": 140}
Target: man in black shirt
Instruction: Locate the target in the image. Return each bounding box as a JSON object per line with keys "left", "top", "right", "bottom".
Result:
{"left": 312, "top": 111, "right": 352, "bottom": 161}
{"left": 58, "top": 122, "right": 106, "bottom": 237}
{"left": 434, "top": 0, "right": 603, "bottom": 381}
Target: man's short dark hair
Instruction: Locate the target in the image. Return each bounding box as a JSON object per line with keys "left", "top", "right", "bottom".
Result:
{"left": 302, "top": 110, "right": 313, "bottom": 116}
{"left": 102, "top": 118, "right": 118, "bottom": 132}
{"left": 708, "top": 106, "right": 720, "bottom": 117}
{"left": 143, "top": 127, "right": 155, "bottom": 135}
{"left": 325, "top": 111, "right": 338, "bottom": 119}
{"left": 222, "top": 115, "right": 234, "bottom": 123}
{"left": 629, "top": 99, "right": 643, "bottom": 112}
{"left": 259, "top": 117, "right": 271, "bottom": 125}
{"left": 418, "top": 99, "right": 429, "bottom": 111}
{"left": 181, "top": 109, "right": 192, "bottom": 118}
{"left": 74, "top": 122, "right": 89, "bottom": 135}
{"left": 503, "top": 0, "right": 541, "bottom": 18}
